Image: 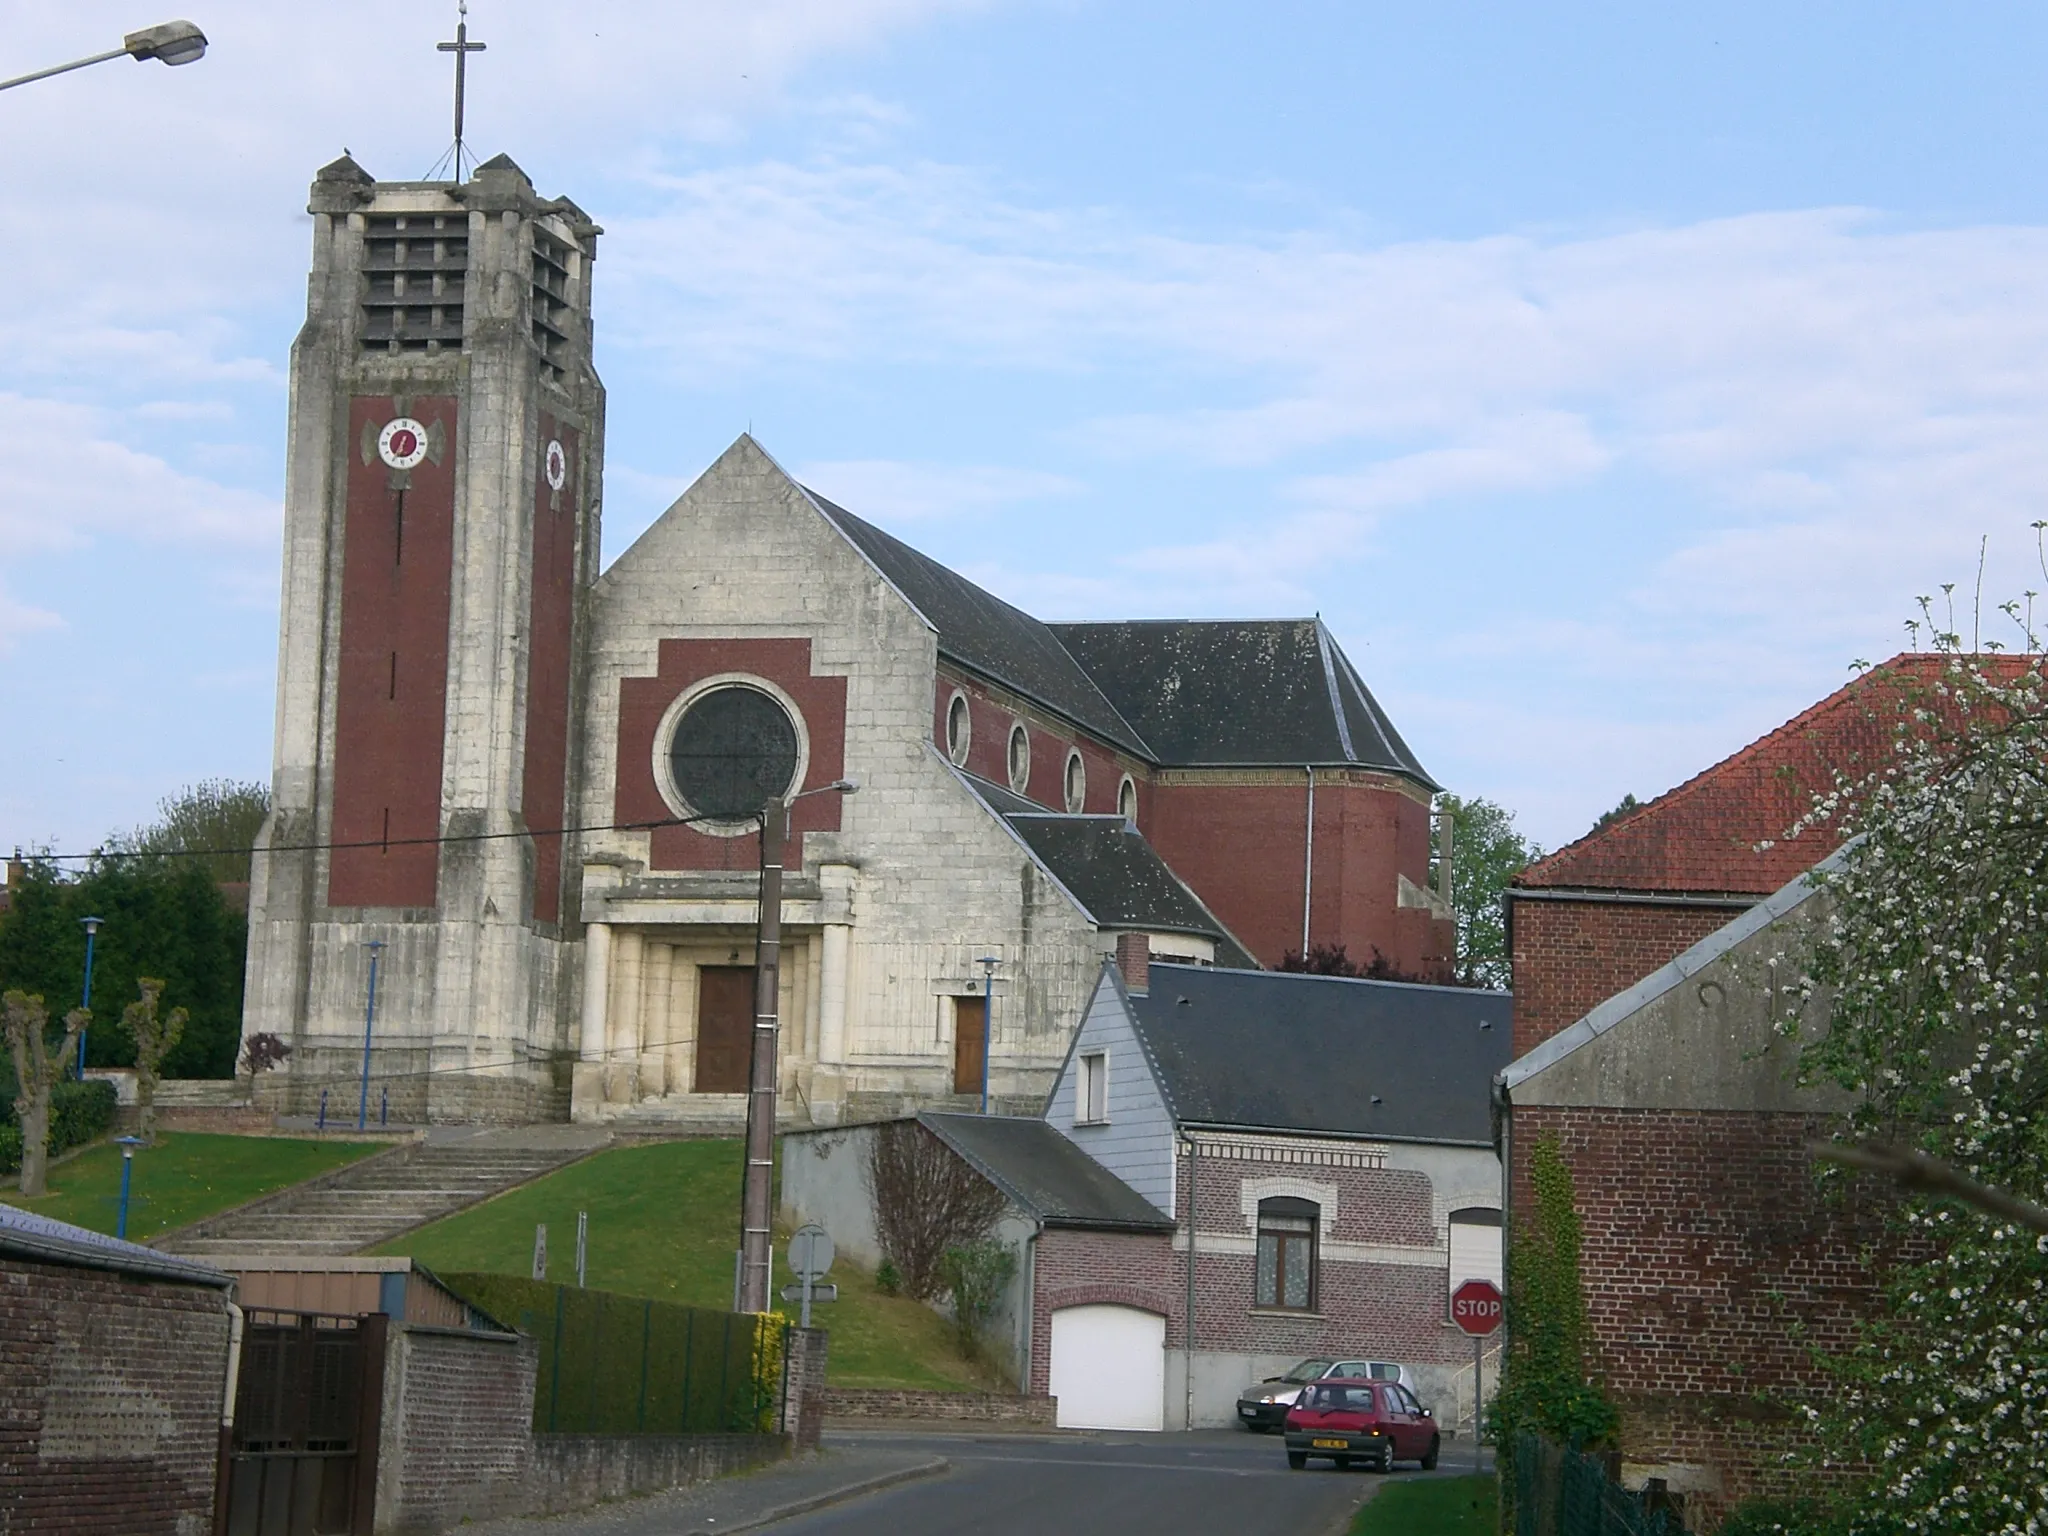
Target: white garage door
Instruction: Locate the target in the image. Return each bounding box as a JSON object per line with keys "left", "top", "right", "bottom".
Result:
{"left": 1049, "top": 1304, "right": 1165, "bottom": 1431}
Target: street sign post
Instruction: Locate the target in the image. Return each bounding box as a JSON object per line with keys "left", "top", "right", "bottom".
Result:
{"left": 1451, "top": 1279, "right": 1504, "bottom": 1473}
{"left": 785, "top": 1224, "right": 837, "bottom": 1328}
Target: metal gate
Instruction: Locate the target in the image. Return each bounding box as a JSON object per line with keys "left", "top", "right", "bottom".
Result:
{"left": 222, "top": 1310, "right": 385, "bottom": 1536}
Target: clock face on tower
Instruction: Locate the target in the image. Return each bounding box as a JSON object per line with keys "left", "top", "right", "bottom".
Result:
{"left": 378, "top": 417, "right": 430, "bottom": 469}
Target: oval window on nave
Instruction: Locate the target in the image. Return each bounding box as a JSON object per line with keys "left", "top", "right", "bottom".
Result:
{"left": 668, "top": 685, "right": 800, "bottom": 820}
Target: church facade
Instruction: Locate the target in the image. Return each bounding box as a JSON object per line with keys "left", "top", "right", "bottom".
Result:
{"left": 242, "top": 156, "right": 1455, "bottom": 1128}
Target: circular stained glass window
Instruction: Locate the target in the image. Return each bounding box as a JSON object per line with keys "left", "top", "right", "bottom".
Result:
{"left": 668, "top": 686, "right": 800, "bottom": 819}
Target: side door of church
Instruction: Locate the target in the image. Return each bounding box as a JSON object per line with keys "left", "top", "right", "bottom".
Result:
{"left": 695, "top": 966, "right": 755, "bottom": 1094}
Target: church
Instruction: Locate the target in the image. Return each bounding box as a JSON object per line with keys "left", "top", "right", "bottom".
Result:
{"left": 240, "top": 154, "right": 1456, "bottom": 1128}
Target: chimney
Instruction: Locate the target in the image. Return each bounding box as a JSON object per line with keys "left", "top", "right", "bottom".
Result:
{"left": 1116, "top": 932, "right": 1150, "bottom": 995}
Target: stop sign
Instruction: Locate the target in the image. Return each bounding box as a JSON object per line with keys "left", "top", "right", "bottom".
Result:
{"left": 1451, "top": 1279, "right": 1504, "bottom": 1336}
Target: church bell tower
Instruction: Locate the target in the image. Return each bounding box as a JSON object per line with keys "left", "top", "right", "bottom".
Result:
{"left": 242, "top": 151, "right": 604, "bottom": 1121}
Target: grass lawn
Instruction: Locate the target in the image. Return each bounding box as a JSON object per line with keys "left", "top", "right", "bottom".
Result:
{"left": 372, "top": 1138, "right": 1000, "bottom": 1392}
{"left": 6, "top": 1132, "right": 386, "bottom": 1241}
{"left": 1352, "top": 1475, "right": 1498, "bottom": 1535}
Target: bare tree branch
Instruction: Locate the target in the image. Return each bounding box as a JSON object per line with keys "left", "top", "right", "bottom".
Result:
{"left": 1809, "top": 1140, "right": 2048, "bottom": 1234}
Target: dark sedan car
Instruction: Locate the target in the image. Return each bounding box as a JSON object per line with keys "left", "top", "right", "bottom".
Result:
{"left": 1283, "top": 1380, "right": 1440, "bottom": 1472}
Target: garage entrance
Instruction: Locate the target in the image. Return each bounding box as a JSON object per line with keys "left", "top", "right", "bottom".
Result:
{"left": 1048, "top": 1304, "right": 1165, "bottom": 1430}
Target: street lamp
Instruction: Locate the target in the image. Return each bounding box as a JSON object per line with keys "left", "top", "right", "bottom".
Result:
{"left": 114, "top": 1135, "right": 147, "bottom": 1239}
{"left": 977, "top": 956, "right": 999, "bottom": 1114}
{"left": 358, "top": 940, "right": 386, "bottom": 1132}
{"left": 0, "top": 22, "right": 208, "bottom": 93}
{"left": 76, "top": 916, "right": 104, "bottom": 1079}
{"left": 737, "top": 776, "right": 859, "bottom": 1315}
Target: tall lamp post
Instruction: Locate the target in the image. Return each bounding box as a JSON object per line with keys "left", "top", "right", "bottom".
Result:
{"left": 358, "top": 940, "right": 386, "bottom": 1132}
{"left": 737, "top": 777, "right": 858, "bottom": 1315}
{"left": 76, "top": 916, "right": 104, "bottom": 1079}
{"left": 0, "top": 22, "right": 208, "bottom": 93}
{"left": 977, "top": 956, "right": 999, "bottom": 1114}
{"left": 114, "top": 1135, "right": 147, "bottom": 1239}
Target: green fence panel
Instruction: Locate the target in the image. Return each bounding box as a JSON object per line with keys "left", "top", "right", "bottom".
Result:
{"left": 438, "top": 1273, "right": 767, "bottom": 1434}
{"left": 1513, "top": 1434, "right": 1680, "bottom": 1536}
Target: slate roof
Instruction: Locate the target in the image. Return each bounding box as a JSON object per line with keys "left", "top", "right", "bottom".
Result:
{"left": 1051, "top": 619, "right": 1436, "bottom": 784}
{"left": 958, "top": 774, "right": 1259, "bottom": 967}
{"left": 0, "top": 1203, "right": 233, "bottom": 1288}
{"left": 806, "top": 491, "right": 1150, "bottom": 756}
{"left": 1515, "top": 655, "right": 2027, "bottom": 897}
{"left": 1125, "top": 964, "right": 1510, "bottom": 1144}
{"left": 917, "top": 1112, "right": 1173, "bottom": 1231}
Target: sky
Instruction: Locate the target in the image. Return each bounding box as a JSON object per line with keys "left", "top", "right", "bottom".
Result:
{"left": 6, "top": 0, "right": 2048, "bottom": 857}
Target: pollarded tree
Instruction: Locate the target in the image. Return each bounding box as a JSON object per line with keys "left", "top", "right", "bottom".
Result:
{"left": 1781, "top": 638, "right": 2048, "bottom": 1535}
{"left": 122, "top": 978, "right": 187, "bottom": 1144}
{"left": 3, "top": 991, "right": 86, "bottom": 1197}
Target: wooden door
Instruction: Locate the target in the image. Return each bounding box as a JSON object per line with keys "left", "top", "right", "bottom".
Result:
{"left": 694, "top": 966, "right": 755, "bottom": 1093}
{"left": 952, "top": 995, "right": 987, "bottom": 1095}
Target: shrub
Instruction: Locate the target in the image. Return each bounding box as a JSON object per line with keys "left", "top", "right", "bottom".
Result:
{"left": 1, "top": 1078, "right": 115, "bottom": 1177}
{"left": 875, "top": 1257, "right": 903, "bottom": 1296}
{"left": 939, "top": 1238, "right": 1016, "bottom": 1360}
{"left": 1718, "top": 1498, "right": 1848, "bottom": 1536}
{"left": 865, "top": 1120, "right": 1006, "bottom": 1300}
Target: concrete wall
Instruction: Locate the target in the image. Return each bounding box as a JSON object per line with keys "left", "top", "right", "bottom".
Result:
{"left": 0, "top": 1256, "right": 231, "bottom": 1535}
{"left": 780, "top": 1121, "right": 885, "bottom": 1270}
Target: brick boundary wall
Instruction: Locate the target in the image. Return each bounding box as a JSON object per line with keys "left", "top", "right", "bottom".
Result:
{"left": 780, "top": 1327, "right": 829, "bottom": 1450}
{"left": 0, "top": 1255, "right": 231, "bottom": 1535}
{"left": 823, "top": 1388, "right": 1057, "bottom": 1426}
{"left": 1510, "top": 1104, "right": 1899, "bottom": 1527}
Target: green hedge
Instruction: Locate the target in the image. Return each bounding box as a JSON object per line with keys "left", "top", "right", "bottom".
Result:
{"left": 1, "top": 1078, "right": 118, "bottom": 1176}
{"left": 438, "top": 1272, "right": 781, "bottom": 1435}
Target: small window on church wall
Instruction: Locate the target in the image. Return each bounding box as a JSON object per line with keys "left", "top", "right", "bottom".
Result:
{"left": 668, "top": 685, "right": 800, "bottom": 820}
{"left": 1118, "top": 775, "right": 1138, "bottom": 824}
{"left": 1008, "top": 723, "right": 1031, "bottom": 794}
{"left": 1064, "top": 751, "right": 1086, "bottom": 813}
{"left": 946, "top": 692, "right": 971, "bottom": 765}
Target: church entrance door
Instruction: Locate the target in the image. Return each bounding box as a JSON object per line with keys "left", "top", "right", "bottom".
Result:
{"left": 953, "top": 995, "right": 987, "bottom": 1096}
{"left": 695, "top": 965, "right": 756, "bottom": 1094}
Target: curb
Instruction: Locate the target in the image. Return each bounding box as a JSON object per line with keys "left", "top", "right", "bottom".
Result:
{"left": 684, "top": 1456, "right": 948, "bottom": 1535}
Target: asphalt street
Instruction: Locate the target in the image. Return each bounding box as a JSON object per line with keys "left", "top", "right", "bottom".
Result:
{"left": 770, "top": 1429, "right": 1451, "bottom": 1536}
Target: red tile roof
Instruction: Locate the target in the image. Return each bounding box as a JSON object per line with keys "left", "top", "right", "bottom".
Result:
{"left": 1516, "top": 654, "right": 2029, "bottom": 897}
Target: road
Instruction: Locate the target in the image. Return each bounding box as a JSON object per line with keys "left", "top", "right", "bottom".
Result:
{"left": 773, "top": 1429, "right": 1449, "bottom": 1536}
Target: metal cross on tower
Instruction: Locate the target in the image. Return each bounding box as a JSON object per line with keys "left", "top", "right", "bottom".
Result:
{"left": 431, "top": 1, "right": 488, "bottom": 180}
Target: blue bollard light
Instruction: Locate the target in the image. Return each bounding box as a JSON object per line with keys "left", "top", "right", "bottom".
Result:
{"left": 114, "top": 1136, "right": 146, "bottom": 1239}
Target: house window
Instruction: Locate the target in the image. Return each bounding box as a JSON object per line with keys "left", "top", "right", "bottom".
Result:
{"left": 1007, "top": 723, "right": 1031, "bottom": 793}
{"left": 1076, "top": 1051, "right": 1108, "bottom": 1124}
{"left": 1064, "top": 750, "right": 1086, "bottom": 812}
{"left": 945, "top": 692, "right": 971, "bottom": 765}
{"left": 1256, "top": 1196, "right": 1319, "bottom": 1311}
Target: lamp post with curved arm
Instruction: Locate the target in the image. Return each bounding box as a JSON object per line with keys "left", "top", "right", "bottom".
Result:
{"left": 0, "top": 21, "right": 207, "bottom": 94}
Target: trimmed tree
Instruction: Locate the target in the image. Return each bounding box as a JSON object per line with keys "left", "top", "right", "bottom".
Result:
{"left": 865, "top": 1121, "right": 1007, "bottom": 1300}
{"left": 3, "top": 991, "right": 86, "bottom": 1196}
{"left": 122, "top": 978, "right": 188, "bottom": 1144}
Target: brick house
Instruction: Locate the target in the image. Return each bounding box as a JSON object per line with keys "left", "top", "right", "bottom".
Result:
{"left": 784, "top": 943, "right": 1508, "bottom": 1431}
{"left": 244, "top": 154, "right": 1455, "bottom": 1130}
{"left": 0, "top": 1203, "right": 236, "bottom": 1535}
{"left": 1496, "top": 657, "right": 1999, "bottom": 1526}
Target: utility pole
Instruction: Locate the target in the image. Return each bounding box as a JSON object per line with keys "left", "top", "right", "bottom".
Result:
{"left": 737, "top": 798, "right": 788, "bottom": 1314}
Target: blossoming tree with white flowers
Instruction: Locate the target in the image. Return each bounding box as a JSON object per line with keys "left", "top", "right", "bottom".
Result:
{"left": 1779, "top": 616, "right": 2048, "bottom": 1536}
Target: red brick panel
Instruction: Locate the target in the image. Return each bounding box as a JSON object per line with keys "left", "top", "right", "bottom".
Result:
{"left": 1509, "top": 899, "right": 1736, "bottom": 1056}
{"left": 1509, "top": 1106, "right": 1896, "bottom": 1518}
{"left": 329, "top": 396, "right": 459, "bottom": 908}
{"left": 615, "top": 638, "right": 848, "bottom": 872}
{"left": 520, "top": 415, "right": 580, "bottom": 924}
{"left": 0, "top": 1257, "right": 230, "bottom": 1534}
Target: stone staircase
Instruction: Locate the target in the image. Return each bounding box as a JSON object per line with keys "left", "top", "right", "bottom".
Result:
{"left": 155, "top": 1126, "right": 609, "bottom": 1262}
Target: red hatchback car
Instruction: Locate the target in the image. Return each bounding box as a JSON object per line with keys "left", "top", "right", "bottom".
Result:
{"left": 1283, "top": 1379, "right": 1440, "bottom": 1472}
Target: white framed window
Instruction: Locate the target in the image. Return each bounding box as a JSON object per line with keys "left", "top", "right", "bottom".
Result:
{"left": 1076, "top": 1050, "right": 1109, "bottom": 1124}
{"left": 945, "top": 690, "right": 972, "bottom": 765}
{"left": 1064, "top": 750, "right": 1087, "bottom": 812}
{"left": 1256, "top": 1196, "right": 1319, "bottom": 1311}
{"left": 1117, "top": 774, "right": 1137, "bottom": 824}
{"left": 1008, "top": 722, "right": 1031, "bottom": 794}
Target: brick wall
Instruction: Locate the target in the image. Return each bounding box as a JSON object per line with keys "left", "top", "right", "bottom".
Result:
{"left": 0, "top": 1256, "right": 230, "bottom": 1535}
{"left": 1509, "top": 898, "right": 1742, "bottom": 1056}
{"left": 1511, "top": 1105, "right": 1894, "bottom": 1523}
{"left": 823, "top": 1388, "right": 1056, "bottom": 1426}
{"left": 780, "top": 1327, "right": 829, "bottom": 1450}
{"left": 376, "top": 1325, "right": 536, "bottom": 1532}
